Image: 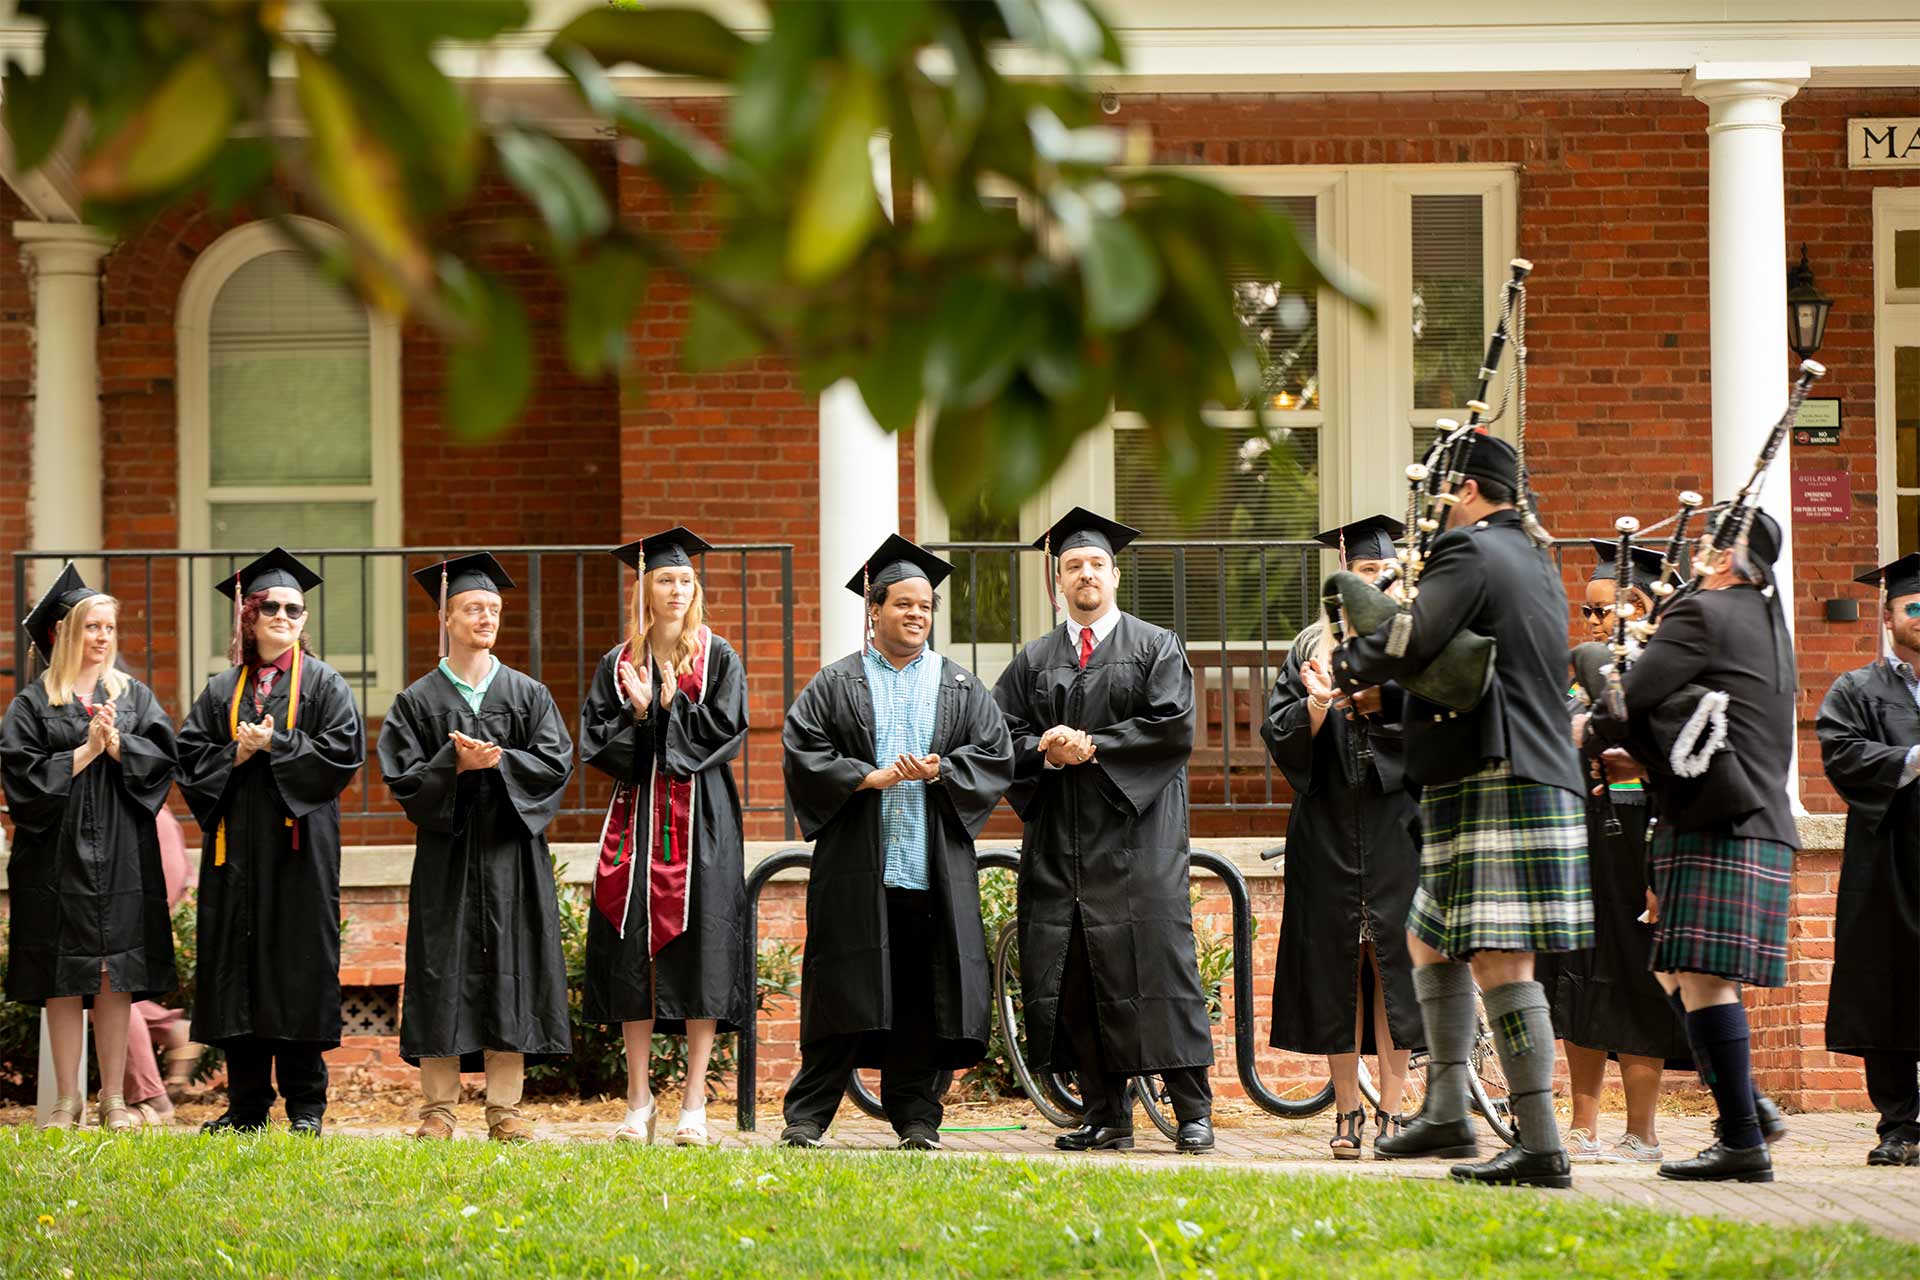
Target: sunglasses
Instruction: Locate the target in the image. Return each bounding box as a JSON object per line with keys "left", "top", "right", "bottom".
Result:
{"left": 257, "top": 600, "right": 307, "bottom": 620}
{"left": 1901, "top": 601, "right": 1920, "bottom": 619}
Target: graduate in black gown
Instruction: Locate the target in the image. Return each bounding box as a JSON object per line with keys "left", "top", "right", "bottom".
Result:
{"left": 779, "top": 536, "right": 1014, "bottom": 1150}
{"left": 377, "top": 553, "right": 574, "bottom": 1143}
{"left": 177, "top": 549, "right": 365, "bottom": 1136}
{"left": 1260, "top": 515, "right": 1422, "bottom": 1159}
{"left": 1547, "top": 541, "right": 1691, "bottom": 1165}
{"left": 1817, "top": 552, "right": 1920, "bottom": 1168}
{"left": 581, "top": 527, "right": 750, "bottom": 1147}
{"left": 992, "top": 508, "right": 1217, "bottom": 1155}
{"left": 3, "top": 566, "right": 178, "bottom": 1131}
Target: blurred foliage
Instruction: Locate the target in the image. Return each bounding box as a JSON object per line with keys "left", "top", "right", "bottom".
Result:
{"left": 3, "top": 0, "right": 1371, "bottom": 518}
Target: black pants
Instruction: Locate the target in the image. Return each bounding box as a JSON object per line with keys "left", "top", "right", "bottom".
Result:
{"left": 1864, "top": 1051, "right": 1920, "bottom": 1143}
{"left": 1059, "top": 913, "right": 1211, "bottom": 1129}
{"left": 783, "top": 889, "right": 946, "bottom": 1136}
{"left": 223, "top": 1037, "right": 330, "bottom": 1122}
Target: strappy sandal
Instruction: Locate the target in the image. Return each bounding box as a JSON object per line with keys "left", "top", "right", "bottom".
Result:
{"left": 40, "top": 1095, "right": 81, "bottom": 1131}
{"left": 98, "top": 1094, "right": 139, "bottom": 1133}
{"left": 674, "top": 1105, "right": 709, "bottom": 1148}
{"left": 1374, "top": 1108, "right": 1408, "bottom": 1144}
{"left": 1329, "top": 1107, "right": 1364, "bottom": 1161}
{"left": 612, "top": 1098, "right": 657, "bottom": 1144}
{"left": 133, "top": 1101, "right": 172, "bottom": 1127}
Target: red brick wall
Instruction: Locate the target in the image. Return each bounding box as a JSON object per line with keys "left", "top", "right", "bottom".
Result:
{"left": 0, "top": 186, "right": 32, "bottom": 689}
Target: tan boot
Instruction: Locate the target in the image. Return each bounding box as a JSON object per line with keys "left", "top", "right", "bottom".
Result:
{"left": 487, "top": 1114, "right": 535, "bottom": 1144}
{"left": 413, "top": 1113, "right": 456, "bottom": 1140}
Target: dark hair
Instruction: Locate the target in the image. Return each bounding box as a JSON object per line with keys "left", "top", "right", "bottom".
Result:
{"left": 1470, "top": 476, "right": 1516, "bottom": 505}
{"left": 232, "top": 591, "right": 314, "bottom": 667}
{"left": 865, "top": 581, "right": 942, "bottom": 612}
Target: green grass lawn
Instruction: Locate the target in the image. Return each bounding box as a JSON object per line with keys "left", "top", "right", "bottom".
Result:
{"left": 1, "top": 1128, "right": 1910, "bottom": 1278}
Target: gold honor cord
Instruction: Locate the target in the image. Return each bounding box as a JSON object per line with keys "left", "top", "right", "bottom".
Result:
{"left": 216, "top": 643, "right": 302, "bottom": 867}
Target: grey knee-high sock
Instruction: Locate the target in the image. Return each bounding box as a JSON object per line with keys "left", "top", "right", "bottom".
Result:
{"left": 1412, "top": 961, "right": 1477, "bottom": 1125}
{"left": 1482, "top": 979, "right": 1562, "bottom": 1155}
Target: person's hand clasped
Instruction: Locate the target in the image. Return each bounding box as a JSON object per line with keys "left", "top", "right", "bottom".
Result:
{"left": 618, "top": 659, "right": 651, "bottom": 717}
{"left": 1332, "top": 685, "right": 1383, "bottom": 717}
{"left": 894, "top": 753, "right": 941, "bottom": 782}
{"left": 1039, "top": 725, "right": 1095, "bottom": 767}
{"left": 860, "top": 762, "right": 904, "bottom": 791}
{"left": 234, "top": 714, "right": 274, "bottom": 765}
{"left": 450, "top": 729, "right": 503, "bottom": 773}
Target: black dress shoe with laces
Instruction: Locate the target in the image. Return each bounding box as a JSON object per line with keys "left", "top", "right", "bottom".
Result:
{"left": 200, "top": 1113, "right": 267, "bottom": 1135}
{"left": 1658, "top": 1140, "right": 1773, "bottom": 1182}
{"left": 897, "top": 1122, "right": 942, "bottom": 1151}
{"left": 1867, "top": 1137, "right": 1919, "bottom": 1167}
{"left": 1055, "top": 1124, "right": 1133, "bottom": 1152}
{"left": 1450, "top": 1144, "right": 1573, "bottom": 1189}
{"left": 288, "top": 1115, "right": 323, "bottom": 1137}
{"left": 779, "top": 1123, "right": 825, "bottom": 1149}
{"left": 1175, "top": 1118, "right": 1214, "bottom": 1154}
{"left": 1755, "top": 1094, "right": 1788, "bottom": 1145}
{"left": 1374, "top": 1114, "right": 1480, "bottom": 1161}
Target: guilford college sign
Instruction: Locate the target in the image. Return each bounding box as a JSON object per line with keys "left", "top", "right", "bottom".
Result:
{"left": 1848, "top": 119, "right": 1920, "bottom": 169}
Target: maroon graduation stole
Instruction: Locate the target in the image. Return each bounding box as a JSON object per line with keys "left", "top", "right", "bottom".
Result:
{"left": 593, "top": 625, "right": 712, "bottom": 952}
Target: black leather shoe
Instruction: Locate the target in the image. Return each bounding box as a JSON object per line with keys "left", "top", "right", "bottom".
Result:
{"left": 896, "top": 1122, "right": 942, "bottom": 1151}
{"left": 1755, "top": 1094, "right": 1788, "bottom": 1145}
{"left": 1374, "top": 1114, "right": 1479, "bottom": 1161}
{"left": 1175, "top": 1118, "right": 1214, "bottom": 1154}
{"left": 778, "top": 1123, "right": 824, "bottom": 1149}
{"left": 1659, "top": 1140, "right": 1773, "bottom": 1182}
{"left": 288, "top": 1116, "right": 323, "bottom": 1137}
{"left": 1867, "top": 1137, "right": 1920, "bottom": 1167}
{"left": 1450, "top": 1144, "right": 1573, "bottom": 1189}
{"left": 1055, "top": 1124, "right": 1133, "bottom": 1152}
{"left": 200, "top": 1113, "right": 267, "bottom": 1135}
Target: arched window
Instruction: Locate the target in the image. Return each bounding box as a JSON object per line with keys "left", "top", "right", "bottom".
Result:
{"left": 177, "top": 218, "right": 402, "bottom": 707}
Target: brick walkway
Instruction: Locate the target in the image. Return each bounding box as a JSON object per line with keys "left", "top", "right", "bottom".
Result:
{"left": 318, "top": 1106, "right": 1920, "bottom": 1242}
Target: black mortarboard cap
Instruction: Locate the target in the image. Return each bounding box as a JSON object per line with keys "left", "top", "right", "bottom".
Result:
{"left": 614, "top": 526, "right": 715, "bottom": 575}
{"left": 1587, "top": 540, "right": 1668, "bottom": 590}
{"left": 844, "top": 534, "right": 952, "bottom": 598}
{"left": 1856, "top": 551, "right": 1920, "bottom": 600}
{"left": 1033, "top": 507, "right": 1140, "bottom": 558}
{"left": 411, "top": 552, "right": 515, "bottom": 604}
{"left": 214, "top": 547, "right": 324, "bottom": 600}
{"left": 21, "top": 562, "right": 98, "bottom": 663}
{"left": 1455, "top": 431, "right": 1518, "bottom": 491}
{"left": 1312, "top": 514, "right": 1404, "bottom": 565}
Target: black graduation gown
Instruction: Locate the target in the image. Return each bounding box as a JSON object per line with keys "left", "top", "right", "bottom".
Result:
{"left": 1, "top": 676, "right": 178, "bottom": 1005}
{"left": 992, "top": 612, "right": 1215, "bottom": 1076}
{"left": 579, "top": 638, "right": 752, "bottom": 1032}
{"left": 1816, "top": 662, "right": 1920, "bottom": 1055}
{"left": 377, "top": 662, "right": 574, "bottom": 1068}
{"left": 1258, "top": 626, "right": 1422, "bottom": 1056}
{"left": 175, "top": 655, "right": 364, "bottom": 1046}
{"left": 781, "top": 650, "right": 1013, "bottom": 1068}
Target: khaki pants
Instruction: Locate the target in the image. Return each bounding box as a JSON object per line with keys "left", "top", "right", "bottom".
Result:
{"left": 419, "top": 1051, "right": 524, "bottom": 1129}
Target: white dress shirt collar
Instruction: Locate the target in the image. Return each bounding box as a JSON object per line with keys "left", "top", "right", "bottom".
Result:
{"left": 1065, "top": 606, "right": 1121, "bottom": 651}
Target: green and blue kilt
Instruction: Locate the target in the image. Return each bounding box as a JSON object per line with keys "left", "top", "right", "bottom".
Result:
{"left": 1647, "top": 829, "right": 1793, "bottom": 988}
{"left": 1407, "top": 762, "right": 1593, "bottom": 960}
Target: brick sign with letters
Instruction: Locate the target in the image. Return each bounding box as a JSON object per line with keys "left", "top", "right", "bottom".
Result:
{"left": 1792, "top": 472, "right": 1853, "bottom": 524}
{"left": 1848, "top": 119, "right": 1920, "bottom": 170}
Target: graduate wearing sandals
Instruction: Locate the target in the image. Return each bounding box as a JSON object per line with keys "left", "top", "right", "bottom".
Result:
{"left": 2, "top": 566, "right": 179, "bottom": 1132}
{"left": 1260, "top": 516, "right": 1423, "bottom": 1160}
{"left": 176, "top": 549, "right": 365, "bottom": 1136}
{"left": 580, "top": 528, "right": 751, "bottom": 1148}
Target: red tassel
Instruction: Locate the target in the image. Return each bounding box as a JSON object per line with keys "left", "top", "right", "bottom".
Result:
{"left": 231, "top": 570, "right": 242, "bottom": 664}
{"left": 437, "top": 564, "right": 448, "bottom": 659}
{"left": 1044, "top": 531, "right": 1058, "bottom": 614}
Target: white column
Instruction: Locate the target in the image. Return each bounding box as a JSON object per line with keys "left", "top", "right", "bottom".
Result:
{"left": 1684, "top": 64, "right": 1809, "bottom": 809}
{"left": 818, "top": 379, "right": 899, "bottom": 661}
{"left": 15, "top": 222, "right": 112, "bottom": 594}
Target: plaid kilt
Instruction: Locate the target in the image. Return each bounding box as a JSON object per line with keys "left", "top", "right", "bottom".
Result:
{"left": 1408, "top": 762, "right": 1593, "bottom": 959}
{"left": 1647, "top": 829, "right": 1792, "bottom": 988}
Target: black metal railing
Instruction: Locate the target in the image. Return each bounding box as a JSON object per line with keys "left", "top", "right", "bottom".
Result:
{"left": 10, "top": 545, "right": 798, "bottom": 838}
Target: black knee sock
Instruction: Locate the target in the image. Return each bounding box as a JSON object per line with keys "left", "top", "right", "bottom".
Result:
{"left": 1670, "top": 988, "right": 1765, "bottom": 1115}
{"left": 1687, "top": 1003, "right": 1761, "bottom": 1149}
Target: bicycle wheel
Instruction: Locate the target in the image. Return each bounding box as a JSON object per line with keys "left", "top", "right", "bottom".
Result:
{"left": 1130, "top": 1073, "right": 1181, "bottom": 1141}
{"left": 848, "top": 1069, "right": 953, "bottom": 1124}
{"left": 993, "top": 918, "right": 1085, "bottom": 1128}
{"left": 1468, "top": 995, "right": 1517, "bottom": 1146}
{"left": 1355, "top": 1054, "right": 1428, "bottom": 1120}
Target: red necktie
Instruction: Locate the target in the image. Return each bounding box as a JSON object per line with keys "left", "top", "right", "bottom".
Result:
{"left": 1078, "top": 625, "right": 1094, "bottom": 669}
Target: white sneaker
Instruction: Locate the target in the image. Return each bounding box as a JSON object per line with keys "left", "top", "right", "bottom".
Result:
{"left": 1610, "top": 1133, "right": 1663, "bottom": 1163}
{"left": 1564, "top": 1126, "right": 1604, "bottom": 1161}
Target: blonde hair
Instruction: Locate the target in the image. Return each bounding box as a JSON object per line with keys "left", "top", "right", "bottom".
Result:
{"left": 629, "top": 568, "right": 706, "bottom": 678}
{"left": 42, "top": 594, "right": 130, "bottom": 707}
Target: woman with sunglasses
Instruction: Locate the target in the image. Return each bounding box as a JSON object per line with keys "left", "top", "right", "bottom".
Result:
{"left": 177, "top": 549, "right": 365, "bottom": 1136}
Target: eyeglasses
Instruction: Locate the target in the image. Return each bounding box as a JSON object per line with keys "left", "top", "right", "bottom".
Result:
{"left": 1901, "top": 601, "right": 1920, "bottom": 619}
{"left": 1579, "top": 604, "right": 1608, "bottom": 620}
{"left": 257, "top": 600, "right": 306, "bottom": 620}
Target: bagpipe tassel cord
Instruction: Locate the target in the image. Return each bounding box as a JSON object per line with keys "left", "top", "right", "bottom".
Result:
{"left": 1504, "top": 273, "right": 1553, "bottom": 550}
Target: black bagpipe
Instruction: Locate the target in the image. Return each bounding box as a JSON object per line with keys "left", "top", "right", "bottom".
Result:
{"left": 1321, "top": 258, "right": 1537, "bottom": 712}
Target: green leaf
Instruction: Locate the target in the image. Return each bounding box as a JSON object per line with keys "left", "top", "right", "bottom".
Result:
{"left": 928, "top": 405, "right": 995, "bottom": 516}
{"left": 731, "top": 0, "right": 832, "bottom": 164}
{"left": 554, "top": 47, "right": 733, "bottom": 200}
{"left": 683, "top": 294, "right": 765, "bottom": 373}
{"left": 985, "top": 380, "right": 1078, "bottom": 511}
{"left": 2, "top": 44, "right": 77, "bottom": 174}
{"left": 550, "top": 5, "right": 749, "bottom": 80}
{"left": 203, "top": 139, "right": 277, "bottom": 213}
{"left": 923, "top": 276, "right": 1044, "bottom": 410}
{"left": 444, "top": 266, "right": 533, "bottom": 440}
{"left": 840, "top": 0, "right": 932, "bottom": 74}
{"left": 76, "top": 53, "right": 234, "bottom": 201}
{"left": 327, "top": 7, "right": 483, "bottom": 201}
{"left": 494, "top": 127, "right": 610, "bottom": 255}
{"left": 1081, "top": 215, "right": 1162, "bottom": 331}
{"left": 788, "top": 66, "right": 883, "bottom": 283}
{"left": 563, "top": 241, "right": 648, "bottom": 378}
{"left": 323, "top": 0, "right": 528, "bottom": 45}
{"left": 854, "top": 312, "right": 935, "bottom": 434}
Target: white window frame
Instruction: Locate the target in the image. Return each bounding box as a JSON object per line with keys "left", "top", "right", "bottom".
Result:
{"left": 175, "top": 217, "right": 404, "bottom": 715}
{"left": 1874, "top": 187, "right": 1920, "bottom": 560}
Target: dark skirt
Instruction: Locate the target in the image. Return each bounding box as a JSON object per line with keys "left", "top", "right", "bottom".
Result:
{"left": 1408, "top": 762, "right": 1594, "bottom": 959}
{"left": 1538, "top": 794, "right": 1693, "bottom": 1063}
{"left": 1648, "top": 829, "right": 1793, "bottom": 988}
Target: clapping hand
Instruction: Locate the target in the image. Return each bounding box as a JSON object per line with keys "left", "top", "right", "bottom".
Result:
{"left": 450, "top": 729, "right": 503, "bottom": 772}
{"left": 618, "top": 659, "right": 651, "bottom": 717}
{"left": 1301, "top": 657, "right": 1336, "bottom": 704}
{"left": 1038, "top": 725, "right": 1095, "bottom": 767}
{"left": 234, "top": 714, "right": 274, "bottom": 765}
{"left": 860, "top": 761, "right": 904, "bottom": 791}
{"left": 96, "top": 700, "right": 125, "bottom": 760}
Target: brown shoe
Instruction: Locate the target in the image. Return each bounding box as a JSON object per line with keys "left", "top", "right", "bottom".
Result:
{"left": 488, "top": 1114, "right": 535, "bottom": 1144}
{"left": 413, "top": 1114, "right": 455, "bottom": 1140}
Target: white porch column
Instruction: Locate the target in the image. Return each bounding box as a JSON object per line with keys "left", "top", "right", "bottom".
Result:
{"left": 818, "top": 379, "right": 900, "bottom": 660}
{"left": 15, "top": 222, "right": 112, "bottom": 593}
{"left": 1684, "top": 64, "right": 1809, "bottom": 808}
